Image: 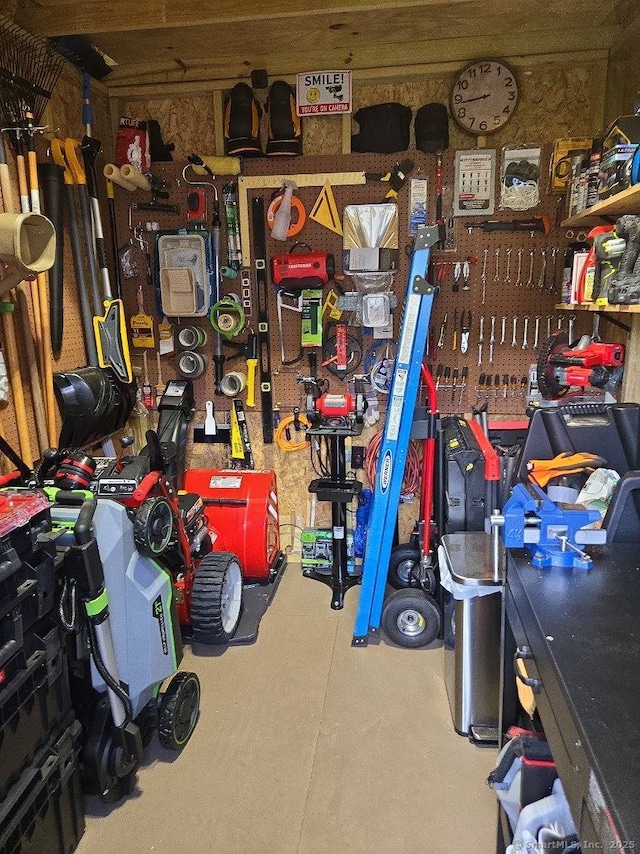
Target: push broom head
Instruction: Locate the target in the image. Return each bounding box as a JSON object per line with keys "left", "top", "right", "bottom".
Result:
{"left": 0, "top": 15, "right": 65, "bottom": 126}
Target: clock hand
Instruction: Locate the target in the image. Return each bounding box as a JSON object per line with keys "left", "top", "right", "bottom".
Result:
{"left": 458, "top": 94, "right": 492, "bottom": 104}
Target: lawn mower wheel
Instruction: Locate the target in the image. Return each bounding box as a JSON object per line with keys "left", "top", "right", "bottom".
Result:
{"left": 158, "top": 671, "right": 201, "bottom": 751}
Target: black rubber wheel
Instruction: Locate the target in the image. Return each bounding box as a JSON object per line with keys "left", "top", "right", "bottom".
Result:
{"left": 381, "top": 589, "right": 442, "bottom": 649}
{"left": 134, "top": 497, "right": 173, "bottom": 557}
{"left": 158, "top": 671, "right": 200, "bottom": 751}
{"left": 388, "top": 544, "right": 421, "bottom": 589}
{"left": 190, "top": 552, "right": 243, "bottom": 644}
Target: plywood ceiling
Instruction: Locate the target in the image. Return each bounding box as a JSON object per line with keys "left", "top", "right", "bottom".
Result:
{"left": 14, "top": 0, "right": 640, "bottom": 92}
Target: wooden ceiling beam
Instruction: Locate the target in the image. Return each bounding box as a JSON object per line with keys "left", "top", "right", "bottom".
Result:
{"left": 97, "top": 21, "right": 614, "bottom": 90}
{"left": 17, "top": 0, "right": 468, "bottom": 36}
{"left": 107, "top": 49, "right": 609, "bottom": 97}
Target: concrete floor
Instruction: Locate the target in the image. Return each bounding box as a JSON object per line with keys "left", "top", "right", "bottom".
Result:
{"left": 79, "top": 564, "right": 498, "bottom": 853}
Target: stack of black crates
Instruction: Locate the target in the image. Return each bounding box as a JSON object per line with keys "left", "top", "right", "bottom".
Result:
{"left": 0, "top": 489, "right": 85, "bottom": 853}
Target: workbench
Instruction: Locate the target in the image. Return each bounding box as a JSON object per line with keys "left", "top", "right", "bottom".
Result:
{"left": 498, "top": 545, "right": 640, "bottom": 851}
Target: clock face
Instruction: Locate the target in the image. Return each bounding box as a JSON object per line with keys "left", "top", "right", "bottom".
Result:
{"left": 451, "top": 60, "right": 518, "bottom": 135}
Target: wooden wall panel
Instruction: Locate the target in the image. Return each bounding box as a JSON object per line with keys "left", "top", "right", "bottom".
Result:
{"left": 120, "top": 96, "right": 216, "bottom": 160}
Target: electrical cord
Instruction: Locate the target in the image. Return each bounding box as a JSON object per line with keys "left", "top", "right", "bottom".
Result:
{"left": 364, "top": 430, "right": 421, "bottom": 500}
{"left": 274, "top": 413, "right": 310, "bottom": 451}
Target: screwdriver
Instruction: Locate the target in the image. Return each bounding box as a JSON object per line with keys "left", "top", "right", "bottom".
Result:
{"left": 520, "top": 375, "right": 528, "bottom": 397}
{"left": 502, "top": 374, "right": 509, "bottom": 398}
{"left": 510, "top": 375, "right": 518, "bottom": 397}
{"left": 452, "top": 309, "right": 458, "bottom": 351}
{"left": 435, "top": 363, "right": 443, "bottom": 389}
{"left": 485, "top": 374, "right": 492, "bottom": 400}
{"left": 494, "top": 374, "right": 500, "bottom": 399}
{"left": 476, "top": 371, "right": 486, "bottom": 401}
{"left": 458, "top": 366, "right": 468, "bottom": 407}
{"left": 451, "top": 367, "right": 458, "bottom": 403}
{"left": 443, "top": 365, "right": 451, "bottom": 394}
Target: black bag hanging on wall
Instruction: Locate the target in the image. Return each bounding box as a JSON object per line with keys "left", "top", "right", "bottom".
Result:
{"left": 266, "top": 80, "right": 302, "bottom": 156}
{"left": 351, "top": 102, "right": 412, "bottom": 153}
{"left": 224, "top": 82, "right": 263, "bottom": 157}
{"left": 415, "top": 103, "right": 449, "bottom": 153}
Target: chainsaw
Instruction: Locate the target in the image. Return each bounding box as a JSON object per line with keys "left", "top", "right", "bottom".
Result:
{"left": 535, "top": 332, "right": 625, "bottom": 402}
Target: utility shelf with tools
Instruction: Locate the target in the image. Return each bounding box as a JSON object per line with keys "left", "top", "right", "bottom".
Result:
{"left": 561, "top": 183, "right": 640, "bottom": 227}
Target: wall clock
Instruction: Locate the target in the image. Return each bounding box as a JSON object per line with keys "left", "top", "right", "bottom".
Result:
{"left": 450, "top": 59, "right": 519, "bottom": 135}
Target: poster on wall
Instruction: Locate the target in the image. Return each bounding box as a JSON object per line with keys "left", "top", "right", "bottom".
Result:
{"left": 296, "top": 71, "right": 352, "bottom": 116}
{"left": 453, "top": 150, "right": 496, "bottom": 216}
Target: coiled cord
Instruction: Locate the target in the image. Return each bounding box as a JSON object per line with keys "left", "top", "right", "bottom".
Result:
{"left": 274, "top": 413, "right": 310, "bottom": 451}
{"left": 363, "top": 430, "right": 421, "bottom": 500}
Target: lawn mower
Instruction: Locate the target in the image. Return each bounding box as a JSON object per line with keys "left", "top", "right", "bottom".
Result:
{"left": 56, "top": 492, "right": 200, "bottom": 801}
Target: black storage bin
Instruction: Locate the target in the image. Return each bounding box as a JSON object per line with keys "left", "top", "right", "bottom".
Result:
{"left": 0, "top": 621, "right": 71, "bottom": 801}
{"left": 0, "top": 534, "right": 57, "bottom": 647}
{"left": 0, "top": 716, "right": 85, "bottom": 854}
{"left": 517, "top": 403, "right": 640, "bottom": 480}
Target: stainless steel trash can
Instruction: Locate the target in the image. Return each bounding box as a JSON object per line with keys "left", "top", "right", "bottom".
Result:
{"left": 440, "top": 532, "right": 503, "bottom": 744}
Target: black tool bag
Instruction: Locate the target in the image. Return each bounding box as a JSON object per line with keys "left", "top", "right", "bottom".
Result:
{"left": 415, "top": 102, "right": 449, "bottom": 153}
{"left": 266, "top": 81, "right": 302, "bottom": 156}
{"left": 224, "top": 82, "right": 263, "bottom": 157}
{"left": 351, "top": 102, "right": 412, "bottom": 153}
{"left": 148, "top": 119, "right": 174, "bottom": 161}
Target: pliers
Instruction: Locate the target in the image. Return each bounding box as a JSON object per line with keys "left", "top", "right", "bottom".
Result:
{"left": 460, "top": 311, "right": 471, "bottom": 354}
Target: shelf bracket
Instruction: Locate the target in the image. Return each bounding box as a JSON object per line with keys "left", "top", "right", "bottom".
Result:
{"left": 595, "top": 310, "right": 631, "bottom": 334}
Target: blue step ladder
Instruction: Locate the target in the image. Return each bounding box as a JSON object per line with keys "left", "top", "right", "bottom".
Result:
{"left": 353, "top": 224, "right": 440, "bottom": 646}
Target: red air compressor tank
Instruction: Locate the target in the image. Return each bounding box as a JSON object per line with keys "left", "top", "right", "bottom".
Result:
{"left": 183, "top": 469, "right": 280, "bottom": 581}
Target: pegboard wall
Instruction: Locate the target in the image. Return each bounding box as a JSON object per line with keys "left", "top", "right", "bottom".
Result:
{"left": 111, "top": 144, "right": 591, "bottom": 422}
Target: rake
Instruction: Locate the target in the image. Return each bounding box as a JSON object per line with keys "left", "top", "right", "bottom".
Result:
{"left": 0, "top": 16, "right": 65, "bottom": 127}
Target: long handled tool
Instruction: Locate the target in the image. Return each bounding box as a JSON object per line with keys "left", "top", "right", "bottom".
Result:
{"left": 51, "top": 138, "right": 98, "bottom": 366}
{"left": 38, "top": 161, "right": 65, "bottom": 354}
{"left": 63, "top": 137, "right": 102, "bottom": 315}
{"left": 24, "top": 112, "right": 57, "bottom": 444}
{"left": 0, "top": 134, "right": 32, "bottom": 462}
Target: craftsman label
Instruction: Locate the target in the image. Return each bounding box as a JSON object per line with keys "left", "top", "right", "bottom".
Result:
{"left": 152, "top": 595, "right": 169, "bottom": 656}
{"left": 380, "top": 450, "right": 393, "bottom": 494}
{"left": 296, "top": 71, "right": 352, "bottom": 115}
{"left": 209, "top": 476, "right": 243, "bottom": 489}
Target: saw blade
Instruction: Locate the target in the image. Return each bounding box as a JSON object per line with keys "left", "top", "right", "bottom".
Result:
{"left": 536, "top": 331, "right": 570, "bottom": 399}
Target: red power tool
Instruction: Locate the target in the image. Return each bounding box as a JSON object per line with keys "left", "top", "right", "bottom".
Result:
{"left": 536, "top": 332, "right": 625, "bottom": 399}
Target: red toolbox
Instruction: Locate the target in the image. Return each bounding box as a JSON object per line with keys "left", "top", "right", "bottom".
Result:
{"left": 184, "top": 469, "right": 280, "bottom": 581}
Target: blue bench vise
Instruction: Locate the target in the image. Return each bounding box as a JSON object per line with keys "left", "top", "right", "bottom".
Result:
{"left": 502, "top": 482, "right": 606, "bottom": 570}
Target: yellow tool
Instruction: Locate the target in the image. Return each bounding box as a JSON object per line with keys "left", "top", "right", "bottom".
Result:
{"left": 310, "top": 180, "right": 342, "bottom": 235}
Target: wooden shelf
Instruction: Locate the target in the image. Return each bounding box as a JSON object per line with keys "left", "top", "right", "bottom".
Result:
{"left": 561, "top": 184, "right": 640, "bottom": 228}
{"left": 555, "top": 303, "right": 640, "bottom": 313}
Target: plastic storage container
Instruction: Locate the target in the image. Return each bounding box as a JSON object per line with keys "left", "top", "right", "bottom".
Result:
{"left": 0, "top": 716, "right": 85, "bottom": 854}
{"left": 0, "top": 620, "right": 71, "bottom": 801}
{"left": 439, "top": 532, "right": 503, "bottom": 743}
